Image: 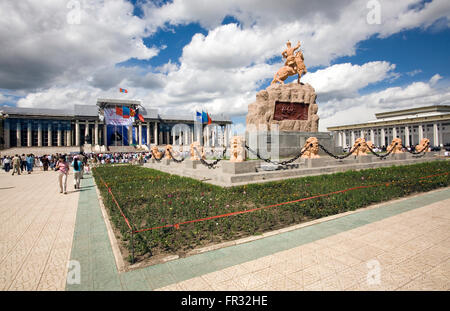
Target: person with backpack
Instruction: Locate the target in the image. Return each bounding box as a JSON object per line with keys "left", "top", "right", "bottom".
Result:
{"left": 71, "top": 155, "right": 83, "bottom": 190}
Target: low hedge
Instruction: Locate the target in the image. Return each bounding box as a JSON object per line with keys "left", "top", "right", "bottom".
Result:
{"left": 93, "top": 160, "right": 450, "bottom": 262}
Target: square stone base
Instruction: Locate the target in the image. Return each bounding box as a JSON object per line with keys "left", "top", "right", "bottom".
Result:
{"left": 221, "top": 160, "right": 261, "bottom": 174}
{"left": 393, "top": 153, "right": 407, "bottom": 160}
{"left": 246, "top": 131, "right": 335, "bottom": 158}
{"left": 162, "top": 159, "right": 171, "bottom": 165}
{"left": 184, "top": 159, "right": 201, "bottom": 169}
{"left": 303, "top": 158, "right": 329, "bottom": 168}
{"left": 357, "top": 155, "right": 373, "bottom": 164}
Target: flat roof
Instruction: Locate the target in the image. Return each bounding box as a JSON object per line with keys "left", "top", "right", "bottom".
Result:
{"left": 375, "top": 105, "right": 450, "bottom": 119}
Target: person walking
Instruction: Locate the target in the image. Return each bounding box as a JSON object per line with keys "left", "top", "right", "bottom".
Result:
{"left": 56, "top": 155, "right": 69, "bottom": 194}
{"left": 3, "top": 156, "right": 11, "bottom": 172}
{"left": 26, "top": 154, "right": 33, "bottom": 174}
{"left": 71, "top": 155, "right": 83, "bottom": 190}
{"left": 12, "top": 154, "right": 21, "bottom": 175}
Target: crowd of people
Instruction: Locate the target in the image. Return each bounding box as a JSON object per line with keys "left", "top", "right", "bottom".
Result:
{"left": 1, "top": 152, "right": 152, "bottom": 194}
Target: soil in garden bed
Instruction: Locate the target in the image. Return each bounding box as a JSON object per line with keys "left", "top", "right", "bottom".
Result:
{"left": 93, "top": 160, "right": 450, "bottom": 266}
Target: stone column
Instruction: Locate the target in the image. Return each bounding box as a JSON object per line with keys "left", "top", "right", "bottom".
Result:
{"left": 392, "top": 127, "right": 397, "bottom": 139}
{"left": 166, "top": 131, "right": 170, "bottom": 145}
{"left": 146, "top": 122, "right": 150, "bottom": 145}
{"left": 66, "top": 129, "right": 72, "bottom": 147}
{"left": 418, "top": 124, "right": 424, "bottom": 141}
{"left": 138, "top": 123, "right": 142, "bottom": 145}
{"left": 128, "top": 125, "right": 133, "bottom": 146}
{"left": 154, "top": 122, "right": 158, "bottom": 145}
{"left": 84, "top": 121, "right": 89, "bottom": 144}
{"left": 75, "top": 120, "right": 80, "bottom": 146}
{"left": 370, "top": 129, "right": 374, "bottom": 143}
{"left": 342, "top": 131, "right": 347, "bottom": 147}
{"left": 438, "top": 123, "right": 443, "bottom": 147}
{"left": 381, "top": 128, "right": 386, "bottom": 147}
{"left": 48, "top": 123, "right": 52, "bottom": 147}
{"left": 57, "top": 125, "right": 62, "bottom": 147}
{"left": 27, "top": 122, "right": 32, "bottom": 147}
{"left": 16, "top": 122, "right": 21, "bottom": 147}
{"left": 172, "top": 130, "right": 176, "bottom": 146}
{"left": 350, "top": 131, "right": 355, "bottom": 146}
{"left": 433, "top": 123, "right": 439, "bottom": 147}
{"left": 4, "top": 119, "right": 10, "bottom": 149}
{"left": 37, "top": 122, "right": 42, "bottom": 147}
{"left": 94, "top": 121, "right": 99, "bottom": 145}
{"left": 405, "top": 126, "right": 410, "bottom": 147}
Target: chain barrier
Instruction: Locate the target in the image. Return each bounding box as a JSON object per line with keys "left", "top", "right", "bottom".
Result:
{"left": 318, "top": 143, "right": 359, "bottom": 160}
{"left": 195, "top": 147, "right": 227, "bottom": 169}
{"left": 244, "top": 144, "right": 307, "bottom": 166}
{"left": 151, "top": 150, "right": 164, "bottom": 162}
{"left": 167, "top": 149, "right": 186, "bottom": 163}
{"left": 401, "top": 142, "right": 430, "bottom": 157}
{"left": 366, "top": 142, "right": 398, "bottom": 159}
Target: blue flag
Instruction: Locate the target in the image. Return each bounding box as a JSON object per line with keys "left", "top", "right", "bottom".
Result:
{"left": 202, "top": 111, "right": 208, "bottom": 123}
{"left": 196, "top": 111, "right": 202, "bottom": 121}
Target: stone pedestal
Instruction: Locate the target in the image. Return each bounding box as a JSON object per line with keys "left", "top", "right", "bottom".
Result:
{"left": 221, "top": 160, "right": 261, "bottom": 174}
{"left": 357, "top": 155, "right": 373, "bottom": 164}
{"left": 302, "top": 158, "right": 328, "bottom": 168}
{"left": 246, "top": 131, "right": 335, "bottom": 158}
{"left": 393, "top": 153, "right": 407, "bottom": 160}
{"left": 162, "top": 159, "right": 171, "bottom": 166}
{"left": 184, "top": 159, "right": 201, "bottom": 169}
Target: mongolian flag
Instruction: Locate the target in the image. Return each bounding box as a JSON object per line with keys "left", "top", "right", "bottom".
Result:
{"left": 138, "top": 113, "right": 145, "bottom": 122}
{"left": 115, "top": 106, "right": 123, "bottom": 116}
{"left": 130, "top": 108, "right": 136, "bottom": 117}
{"left": 119, "top": 88, "right": 128, "bottom": 93}
{"left": 135, "top": 108, "right": 145, "bottom": 122}
{"left": 122, "top": 106, "right": 130, "bottom": 118}
{"left": 207, "top": 112, "right": 212, "bottom": 125}
{"left": 202, "top": 111, "right": 208, "bottom": 123}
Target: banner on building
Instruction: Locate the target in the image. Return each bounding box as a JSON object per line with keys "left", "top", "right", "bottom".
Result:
{"left": 104, "top": 107, "right": 134, "bottom": 126}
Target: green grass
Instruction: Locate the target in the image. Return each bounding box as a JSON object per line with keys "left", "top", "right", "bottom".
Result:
{"left": 93, "top": 160, "right": 450, "bottom": 262}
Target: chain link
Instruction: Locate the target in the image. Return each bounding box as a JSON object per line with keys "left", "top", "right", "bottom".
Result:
{"left": 194, "top": 147, "right": 227, "bottom": 169}
{"left": 244, "top": 144, "right": 306, "bottom": 166}
{"left": 401, "top": 142, "right": 430, "bottom": 157}
{"left": 151, "top": 150, "right": 164, "bottom": 162}
{"left": 318, "top": 144, "right": 359, "bottom": 160}
{"left": 167, "top": 149, "right": 186, "bottom": 163}
{"left": 366, "top": 143, "right": 398, "bottom": 159}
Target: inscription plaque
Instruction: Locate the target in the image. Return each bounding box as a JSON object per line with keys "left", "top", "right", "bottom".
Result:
{"left": 273, "top": 101, "right": 309, "bottom": 121}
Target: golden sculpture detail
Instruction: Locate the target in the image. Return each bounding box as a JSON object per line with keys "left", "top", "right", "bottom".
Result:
{"left": 366, "top": 140, "right": 375, "bottom": 153}
{"left": 387, "top": 138, "right": 403, "bottom": 154}
{"left": 301, "top": 137, "right": 320, "bottom": 159}
{"left": 415, "top": 138, "right": 430, "bottom": 152}
{"left": 151, "top": 146, "right": 163, "bottom": 159}
{"left": 351, "top": 138, "right": 369, "bottom": 156}
{"left": 165, "top": 145, "right": 174, "bottom": 159}
{"left": 190, "top": 141, "right": 206, "bottom": 161}
{"left": 229, "top": 136, "right": 246, "bottom": 162}
{"left": 272, "top": 41, "right": 307, "bottom": 84}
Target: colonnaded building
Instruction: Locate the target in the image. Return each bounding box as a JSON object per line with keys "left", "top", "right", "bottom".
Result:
{"left": 0, "top": 99, "right": 232, "bottom": 155}
{"left": 328, "top": 105, "right": 450, "bottom": 149}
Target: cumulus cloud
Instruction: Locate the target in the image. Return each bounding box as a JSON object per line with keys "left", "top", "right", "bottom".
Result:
{"left": 0, "top": 0, "right": 157, "bottom": 91}
{"left": 319, "top": 80, "right": 450, "bottom": 131}
{"left": 3, "top": 0, "right": 450, "bottom": 134}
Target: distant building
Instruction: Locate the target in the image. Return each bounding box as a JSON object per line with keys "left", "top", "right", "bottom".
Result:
{"left": 327, "top": 105, "right": 450, "bottom": 148}
{"left": 0, "top": 99, "right": 231, "bottom": 154}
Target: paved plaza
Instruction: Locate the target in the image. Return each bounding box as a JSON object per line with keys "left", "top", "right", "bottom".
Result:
{"left": 0, "top": 168, "right": 449, "bottom": 291}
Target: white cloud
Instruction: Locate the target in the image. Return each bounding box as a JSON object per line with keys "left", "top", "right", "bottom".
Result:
{"left": 319, "top": 80, "right": 450, "bottom": 131}
{"left": 4, "top": 0, "right": 450, "bottom": 136}
{"left": 429, "top": 73, "right": 443, "bottom": 85}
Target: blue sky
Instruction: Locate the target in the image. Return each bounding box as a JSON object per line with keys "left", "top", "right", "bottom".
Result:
{"left": 1, "top": 0, "right": 449, "bottom": 132}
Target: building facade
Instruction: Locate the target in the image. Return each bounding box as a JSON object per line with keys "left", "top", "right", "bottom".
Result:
{"left": 327, "top": 105, "right": 450, "bottom": 148}
{"left": 0, "top": 99, "right": 232, "bottom": 152}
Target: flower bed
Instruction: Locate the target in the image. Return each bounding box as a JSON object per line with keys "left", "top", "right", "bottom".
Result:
{"left": 93, "top": 161, "right": 450, "bottom": 262}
